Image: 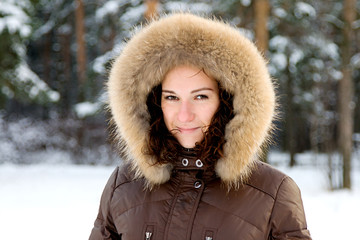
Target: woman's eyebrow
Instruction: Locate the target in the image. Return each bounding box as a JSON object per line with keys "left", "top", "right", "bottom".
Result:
{"left": 191, "top": 87, "right": 214, "bottom": 94}
{"left": 162, "top": 90, "right": 175, "bottom": 94}
{"left": 162, "top": 88, "right": 214, "bottom": 94}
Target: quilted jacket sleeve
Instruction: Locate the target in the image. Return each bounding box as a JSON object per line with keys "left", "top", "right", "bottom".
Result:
{"left": 270, "top": 176, "right": 312, "bottom": 239}
{"left": 89, "top": 167, "right": 121, "bottom": 240}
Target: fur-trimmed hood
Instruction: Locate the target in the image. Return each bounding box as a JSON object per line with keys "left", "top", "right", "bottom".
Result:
{"left": 107, "top": 13, "right": 276, "bottom": 188}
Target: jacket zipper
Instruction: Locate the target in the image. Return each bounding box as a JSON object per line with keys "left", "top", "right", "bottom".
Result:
{"left": 144, "top": 224, "right": 154, "bottom": 240}
{"left": 205, "top": 229, "right": 214, "bottom": 240}
{"left": 145, "top": 231, "right": 152, "bottom": 240}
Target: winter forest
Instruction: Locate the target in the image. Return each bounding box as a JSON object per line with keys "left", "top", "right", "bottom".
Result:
{"left": 0, "top": 0, "right": 359, "bottom": 239}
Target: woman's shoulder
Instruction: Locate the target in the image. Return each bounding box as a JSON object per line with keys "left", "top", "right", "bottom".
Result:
{"left": 246, "top": 160, "right": 300, "bottom": 200}
{"left": 109, "top": 162, "right": 144, "bottom": 189}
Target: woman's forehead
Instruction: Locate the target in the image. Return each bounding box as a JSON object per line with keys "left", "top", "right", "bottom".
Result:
{"left": 162, "top": 65, "right": 218, "bottom": 90}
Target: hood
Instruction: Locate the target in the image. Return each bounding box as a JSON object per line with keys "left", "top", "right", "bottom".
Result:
{"left": 107, "top": 13, "right": 276, "bottom": 189}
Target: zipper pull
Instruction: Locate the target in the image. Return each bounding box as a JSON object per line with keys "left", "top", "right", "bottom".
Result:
{"left": 205, "top": 229, "right": 214, "bottom": 240}
{"left": 145, "top": 231, "right": 152, "bottom": 240}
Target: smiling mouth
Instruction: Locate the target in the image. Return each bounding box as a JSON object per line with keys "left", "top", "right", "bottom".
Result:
{"left": 177, "top": 127, "right": 200, "bottom": 133}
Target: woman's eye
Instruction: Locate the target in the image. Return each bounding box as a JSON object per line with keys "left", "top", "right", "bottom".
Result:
{"left": 164, "top": 95, "right": 178, "bottom": 101}
{"left": 195, "top": 94, "right": 208, "bottom": 100}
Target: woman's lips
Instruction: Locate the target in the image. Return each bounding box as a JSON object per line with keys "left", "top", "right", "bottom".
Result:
{"left": 178, "top": 127, "right": 200, "bottom": 133}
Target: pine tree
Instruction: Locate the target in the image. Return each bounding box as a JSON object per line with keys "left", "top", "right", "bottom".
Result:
{"left": 0, "top": 0, "right": 59, "bottom": 110}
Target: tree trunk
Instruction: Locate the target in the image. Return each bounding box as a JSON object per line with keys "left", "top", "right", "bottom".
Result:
{"left": 285, "top": 55, "right": 297, "bottom": 167}
{"left": 253, "top": 0, "right": 270, "bottom": 162}
{"left": 43, "top": 32, "right": 51, "bottom": 85}
{"left": 75, "top": 0, "right": 86, "bottom": 85}
{"left": 144, "top": 0, "right": 158, "bottom": 21}
{"left": 254, "top": 0, "right": 270, "bottom": 54}
{"left": 60, "top": 28, "right": 73, "bottom": 116}
{"left": 338, "top": 0, "right": 355, "bottom": 189}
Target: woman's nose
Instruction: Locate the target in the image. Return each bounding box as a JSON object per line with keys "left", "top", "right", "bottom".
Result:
{"left": 177, "top": 101, "right": 195, "bottom": 122}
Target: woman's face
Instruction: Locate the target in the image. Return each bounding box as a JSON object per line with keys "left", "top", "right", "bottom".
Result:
{"left": 161, "top": 65, "right": 220, "bottom": 148}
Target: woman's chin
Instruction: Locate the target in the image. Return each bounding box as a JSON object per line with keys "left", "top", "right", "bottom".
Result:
{"left": 176, "top": 136, "right": 203, "bottom": 149}
{"left": 180, "top": 143, "right": 196, "bottom": 149}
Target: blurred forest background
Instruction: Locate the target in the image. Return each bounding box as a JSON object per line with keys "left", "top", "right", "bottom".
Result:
{"left": 0, "top": 0, "right": 359, "bottom": 189}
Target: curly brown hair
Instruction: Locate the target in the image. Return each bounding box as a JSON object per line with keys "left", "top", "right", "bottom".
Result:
{"left": 144, "top": 82, "right": 234, "bottom": 170}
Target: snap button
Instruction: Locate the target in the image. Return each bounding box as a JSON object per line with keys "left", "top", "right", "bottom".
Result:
{"left": 182, "top": 158, "right": 189, "bottom": 166}
{"left": 195, "top": 159, "right": 203, "bottom": 167}
{"left": 194, "top": 181, "right": 202, "bottom": 189}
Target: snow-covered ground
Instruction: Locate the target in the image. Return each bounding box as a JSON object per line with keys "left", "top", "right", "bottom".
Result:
{"left": 0, "top": 152, "right": 359, "bottom": 240}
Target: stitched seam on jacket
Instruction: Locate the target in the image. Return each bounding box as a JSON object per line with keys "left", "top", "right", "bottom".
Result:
{"left": 113, "top": 179, "right": 133, "bottom": 191}
{"left": 164, "top": 175, "right": 182, "bottom": 239}
{"left": 200, "top": 201, "right": 264, "bottom": 233}
{"left": 268, "top": 176, "right": 311, "bottom": 238}
{"left": 269, "top": 175, "right": 288, "bottom": 217}
{"left": 113, "top": 164, "right": 134, "bottom": 190}
{"left": 114, "top": 198, "right": 174, "bottom": 216}
{"left": 104, "top": 166, "right": 121, "bottom": 236}
{"left": 96, "top": 167, "right": 122, "bottom": 222}
{"left": 245, "top": 183, "right": 276, "bottom": 200}
{"left": 110, "top": 167, "right": 120, "bottom": 202}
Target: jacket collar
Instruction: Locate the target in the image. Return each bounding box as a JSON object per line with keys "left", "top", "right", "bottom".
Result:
{"left": 173, "top": 148, "right": 206, "bottom": 171}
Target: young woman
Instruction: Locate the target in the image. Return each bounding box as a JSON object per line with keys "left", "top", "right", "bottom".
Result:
{"left": 89, "top": 13, "right": 311, "bottom": 240}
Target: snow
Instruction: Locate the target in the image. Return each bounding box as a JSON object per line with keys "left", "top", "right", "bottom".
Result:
{"left": 272, "top": 53, "right": 288, "bottom": 70}
{"left": 305, "top": 35, "right": 339, "bottom": 60}
{"left": 269, "top": 35, "right": 289, "bottom": 52}
{"left": 119, "top": 5, "right": 145, "bottom": 29}
{"left": 241, "top": 0, "right": 252, "bottom": 7}
{"left": 0, "top": 164, "right": 113, "bottom": 240}
{"left": 92, "top": 41, "right": 124, "bottom": 75}
{"left": 95, "top": 0, "right": 127, "bottom": 21}
{"left": 0, "top": 152, "right": 359, "bottom": 240}
{"left": 354, "top": 133, "right": 360, "bottom": 142}
{"left": 164, "top": 1, "right": 212, "bottom": 13}
{"left": 328, "top": 68, "right": 343, "bottom": 81}
{"left": 289, "top": 49, "right": 304, "bottom": 66}
{"left": 0, "top": 0, "right": 31, "bottom": 37}
{"left": 15, "top": 61, "right": 60, "bottom": 102}
{"left": 273, "top": 7, "right": 287, "bottom": 18}
{"left": 1, "top": 85, "right": 15, "bottom": 98}
{"left": 295, "top": 2, "right": 316, "bottom": 18}
{"left": 351, "top": 53, "right": 360, "bottom": 68}
{"left": 32, "top": 20, "right": 55, "bottom": 39}
{"left": 74, "top": 101, "right": 102, "bottom": 118}
{"left": 92, "top": 50, "right": 117, "bottom": 74}
{"left": 353, "top": 19, "right": 360, "bottom": 30}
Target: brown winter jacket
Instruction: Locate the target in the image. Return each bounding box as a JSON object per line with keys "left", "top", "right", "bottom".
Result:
{"left": 89, "top": 158, "right": 311, "bottom": 239}
{"left": 89, "top": 13, "right": 311, "bottom": 239}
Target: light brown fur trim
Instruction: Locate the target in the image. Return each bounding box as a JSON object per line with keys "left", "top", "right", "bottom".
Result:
{"left": 107, "top": 13, "right": 276, "bottom": 189}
